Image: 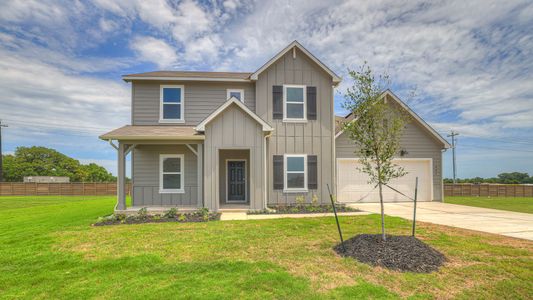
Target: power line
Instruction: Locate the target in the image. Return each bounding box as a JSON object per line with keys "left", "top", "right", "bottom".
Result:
{"left": 0, "top": 120, "right": 8, "bottom": 182}
{"left": 2, "top": 119, "right": 111, "bottom": 131}
{"left": 459, "top": 144, "right": 533, "bottom": 153}
{"left": 447, "top": 131, "right": 459, "bottom": 183}
{"left": 468, "top": 136, "right": 533, "bottom": 146}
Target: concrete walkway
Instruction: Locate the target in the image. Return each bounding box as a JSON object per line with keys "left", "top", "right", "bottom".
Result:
{"left": 220, "top": 211, "right": 370, "bottom": 221}
{"left": 351, "top": 202, "right": 533, "bottom": 241}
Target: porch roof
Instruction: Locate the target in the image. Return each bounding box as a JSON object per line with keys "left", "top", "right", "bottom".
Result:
{"left": 99, "top": 125, "right": 205, "bottom": 141}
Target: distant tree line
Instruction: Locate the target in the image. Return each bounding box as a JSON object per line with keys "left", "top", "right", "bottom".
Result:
{"left": 444, "top": 172, "right": 533, "bottom": 184}
{"left": 2, "top": 146, "right": 116, "bottom": 182}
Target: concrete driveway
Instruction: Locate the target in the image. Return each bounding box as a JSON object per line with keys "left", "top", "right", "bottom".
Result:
{"left": 350, "top": 202, "right": 533, "bottom": 241}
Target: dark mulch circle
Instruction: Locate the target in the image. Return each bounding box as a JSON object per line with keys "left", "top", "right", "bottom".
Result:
{"left": 334, "top": 234, "right": 446, "bottom": 273}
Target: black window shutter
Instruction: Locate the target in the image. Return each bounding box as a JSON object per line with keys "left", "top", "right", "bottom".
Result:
{"left": 307, "top": 86, "right": 317, "bottom": 120}
{"left": 308, "top": 155, "right": 318, "bottom": 189}
{"left": 273, "top": 85, "right": 283, "bottom": 119}
{"left": 273, "top": 155, "right": 284, "bottom": 190}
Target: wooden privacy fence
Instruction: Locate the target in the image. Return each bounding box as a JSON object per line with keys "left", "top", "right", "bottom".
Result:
{"left": 444, "top": 184, "right": 533, "bottom": 197}
{"left": 0, "top": 182, "right": 131, "bottom": 196}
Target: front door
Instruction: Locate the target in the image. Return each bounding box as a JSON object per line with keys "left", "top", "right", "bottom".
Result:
{"left": 227, "top": 160, "right": 246, "bottom": 202}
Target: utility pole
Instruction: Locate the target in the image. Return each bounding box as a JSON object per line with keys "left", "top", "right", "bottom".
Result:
{"left": 0, "top": 120, "right": 8, "bottom": 182}
{"left": 447, "top": 131, "right": 459, "bottom": 183}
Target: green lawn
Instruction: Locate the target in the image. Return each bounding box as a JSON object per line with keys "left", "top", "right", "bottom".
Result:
{"left": 0, "top": 196, "right": 532, "bottom": 299}
{"left": 445, "top": 196, "right": 533, "bottom": 214}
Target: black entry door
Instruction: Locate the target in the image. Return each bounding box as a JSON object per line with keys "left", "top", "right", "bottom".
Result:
{"left": 227, "top": 161, "right": 246, "bottom": 202}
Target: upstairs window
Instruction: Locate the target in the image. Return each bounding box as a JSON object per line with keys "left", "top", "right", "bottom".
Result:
{"left": 159, "top": 154, "right": 184, "bottom": 193}
{"left": 283, "top": 85, "right": 306, "bottom": 121}
{"left": 160, "top": 85, "right": 184, "bottom": 122}
{"left": 227, "top": 89, "right": 244, "bottom": 102}
{"left": 284, "top": 154, "right": 307, "bottom": 191}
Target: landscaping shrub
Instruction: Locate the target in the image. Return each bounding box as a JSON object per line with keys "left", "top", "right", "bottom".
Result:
{"left": 93, "top": 209, "right": 220, "bottom": 226}
{"left": 248, "top": 204, "right": 359, "bottom": 214}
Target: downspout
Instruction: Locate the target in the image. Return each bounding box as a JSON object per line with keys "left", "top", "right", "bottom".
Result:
{"left": 264, "top": 131, "right": 272, "bottom": 209}
{"left": 440, "top": 148, "right": 447, "bottom": 202}
{"left": 331, "top": 85, "right": 336, "bottom": 199}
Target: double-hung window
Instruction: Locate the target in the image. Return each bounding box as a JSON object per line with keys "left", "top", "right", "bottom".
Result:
{"left": 283, "top": 85, "right": 306, "bottom": 121}
{"left": 227, "top": 89, "right": 244, "bottom": 102}
{"left": 284, "top": 154, "right": 307, "bottom": 191}
{"left": 160, "top": 85, "right": 184, "bottom": 122}
{"left": 159, "top": 154, "right": 184, "bottom": 193}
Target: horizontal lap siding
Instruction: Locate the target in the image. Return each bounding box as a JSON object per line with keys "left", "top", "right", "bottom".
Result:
{"left": 132, "top": 81, "right": 256, "bottom": 125}
{"left": 335, "top": 112, "right": 444, "bottom": 201}
{"left": 256, "top": 48, "right": 335, "bottom": 205}
{"left": 132, "top": 144, "right": 200, "bottom": 206}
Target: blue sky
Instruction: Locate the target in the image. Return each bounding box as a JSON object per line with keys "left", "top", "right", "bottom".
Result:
{"left": 1, "top": 0, "right": 532, "bottom": 179}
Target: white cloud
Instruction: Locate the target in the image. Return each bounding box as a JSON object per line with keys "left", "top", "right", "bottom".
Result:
{"left": 1, "top": 0, "right": 532, "bottom": 177}
{"left": 171, "top": 0, "right": 212, "bottom": 43}
{"left": 0, "top": 0, "right": 67, "bottom": 24}
{"left": 0, "top": 47, "right": 130, "bottom": 139}
{"left": 98, "top": 18, "right": 118, "bottom": 32}
{"left": 216, "top": 0, "right": 533, "bottom": 139}
{"left": 131, "top": 36, "right": 178, "bottom": 69}
{"left": 183, "top": 35, "right": 223, "bottom": 63}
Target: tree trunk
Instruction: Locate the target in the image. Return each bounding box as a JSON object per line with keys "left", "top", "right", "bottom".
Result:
{"left": 378, "top": 181, "right": 386, "bottom": 241}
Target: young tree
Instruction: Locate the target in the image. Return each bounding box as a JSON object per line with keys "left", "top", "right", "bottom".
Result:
{"left": 342, "top": 64, "right": 410, "bottom": 241}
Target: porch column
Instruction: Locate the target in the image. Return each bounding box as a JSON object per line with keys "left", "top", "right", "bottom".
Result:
{"left": 197, "top": 144, "right": 203, "bottom": 208}
{"left": 116, "top": 142, "right": 126, "bottom": 210}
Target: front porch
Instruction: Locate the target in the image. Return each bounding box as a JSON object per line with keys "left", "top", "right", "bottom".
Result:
{"left": 100, "top": 125, "right": 205, "bottom": 212}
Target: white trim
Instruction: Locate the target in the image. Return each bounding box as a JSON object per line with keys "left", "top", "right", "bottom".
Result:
{"left": 250, "top": 41, "right": 342, "bottom": 84}
{"left": 159, "top": 85, "right": 185, "bottom": 123}
{"left": 185, "top": 144, "right": 198, "bottom": 156}
{"left": 283, "top": 84, "right": 307, "bottom": 122}
{"left": 101, "top": 136, "right": 205, "bottom": 141}
{"left": 124, "top": 76, "right": 251, "bottom": 82}
{"left": 108, "top": 140, "right": 118, "bottom": 150}
{"left": 384, "top": 90, "right": 450, "bottom": 148}
{"left": 124, "top": 144, "right": 136, "bottom": 155}
{"left": 335, "top": 157, "right": 434, "bottom": 201}
{"left": 159, "top": 154, "right": 185, "bottom": 194}
{"left": 334, "top": 90, "right": 451, "bottom": 149}
{"left": 195, "top": 97, "right": 274, "bottom": 132}
{"left": 284, "top": 154, "right": 308, "bottom": 193}
{"left": 226, "top": 89, "right": 245, "bottom": 103}
{"left": 225, "top": 159, "right": 247, "bottom": 203}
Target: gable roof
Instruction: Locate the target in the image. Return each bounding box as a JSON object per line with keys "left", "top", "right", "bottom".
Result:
{"left": 195, "top": 97, "right": 274, "bottom": 132}
{"left": 123, "top": 71, "right": 252, "bottom": 82}
{"left": 250, "top": 41, "right": 342, "bottom": 84}
{"left": 121, "top": 41, "right": 341, "bottom": 84}
{"left": 335, "top": 90, "right": 451, "bottom": 148}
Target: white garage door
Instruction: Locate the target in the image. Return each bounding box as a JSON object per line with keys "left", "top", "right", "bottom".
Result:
{"left": 337, "top": 159, "right": 432, "bottom": 203}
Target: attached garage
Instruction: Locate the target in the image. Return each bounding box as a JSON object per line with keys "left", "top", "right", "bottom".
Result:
{"left": 334, "top": 91, "right": 451, "bottom": 203}
{"left": 336, "top": 158, "right": 433, "bottom": 203}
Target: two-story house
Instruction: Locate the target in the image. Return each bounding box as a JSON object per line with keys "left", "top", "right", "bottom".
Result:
{"left": 100, "top": 41, "right": 449, "bottom": 212}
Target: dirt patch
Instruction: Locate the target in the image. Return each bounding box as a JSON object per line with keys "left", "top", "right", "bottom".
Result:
{"left": 334, "top": 234, "right": 446, "bottom": 273}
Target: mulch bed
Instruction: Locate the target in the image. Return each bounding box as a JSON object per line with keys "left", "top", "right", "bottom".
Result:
{"left": 334, "top": 234, "right": 446, "bottom": 273}
{"left": 248, "top": 205, "right": 359, "bottom": 215}
{"left": 93, "top": 213, "right": 221, "bottom": 226}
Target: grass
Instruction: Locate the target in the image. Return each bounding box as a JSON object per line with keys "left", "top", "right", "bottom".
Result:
{"left": 445, "top": 196, "right": 533, "bottom": 214}
{"left": 0, "top": 196, "right": 531, "bottom": 299}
